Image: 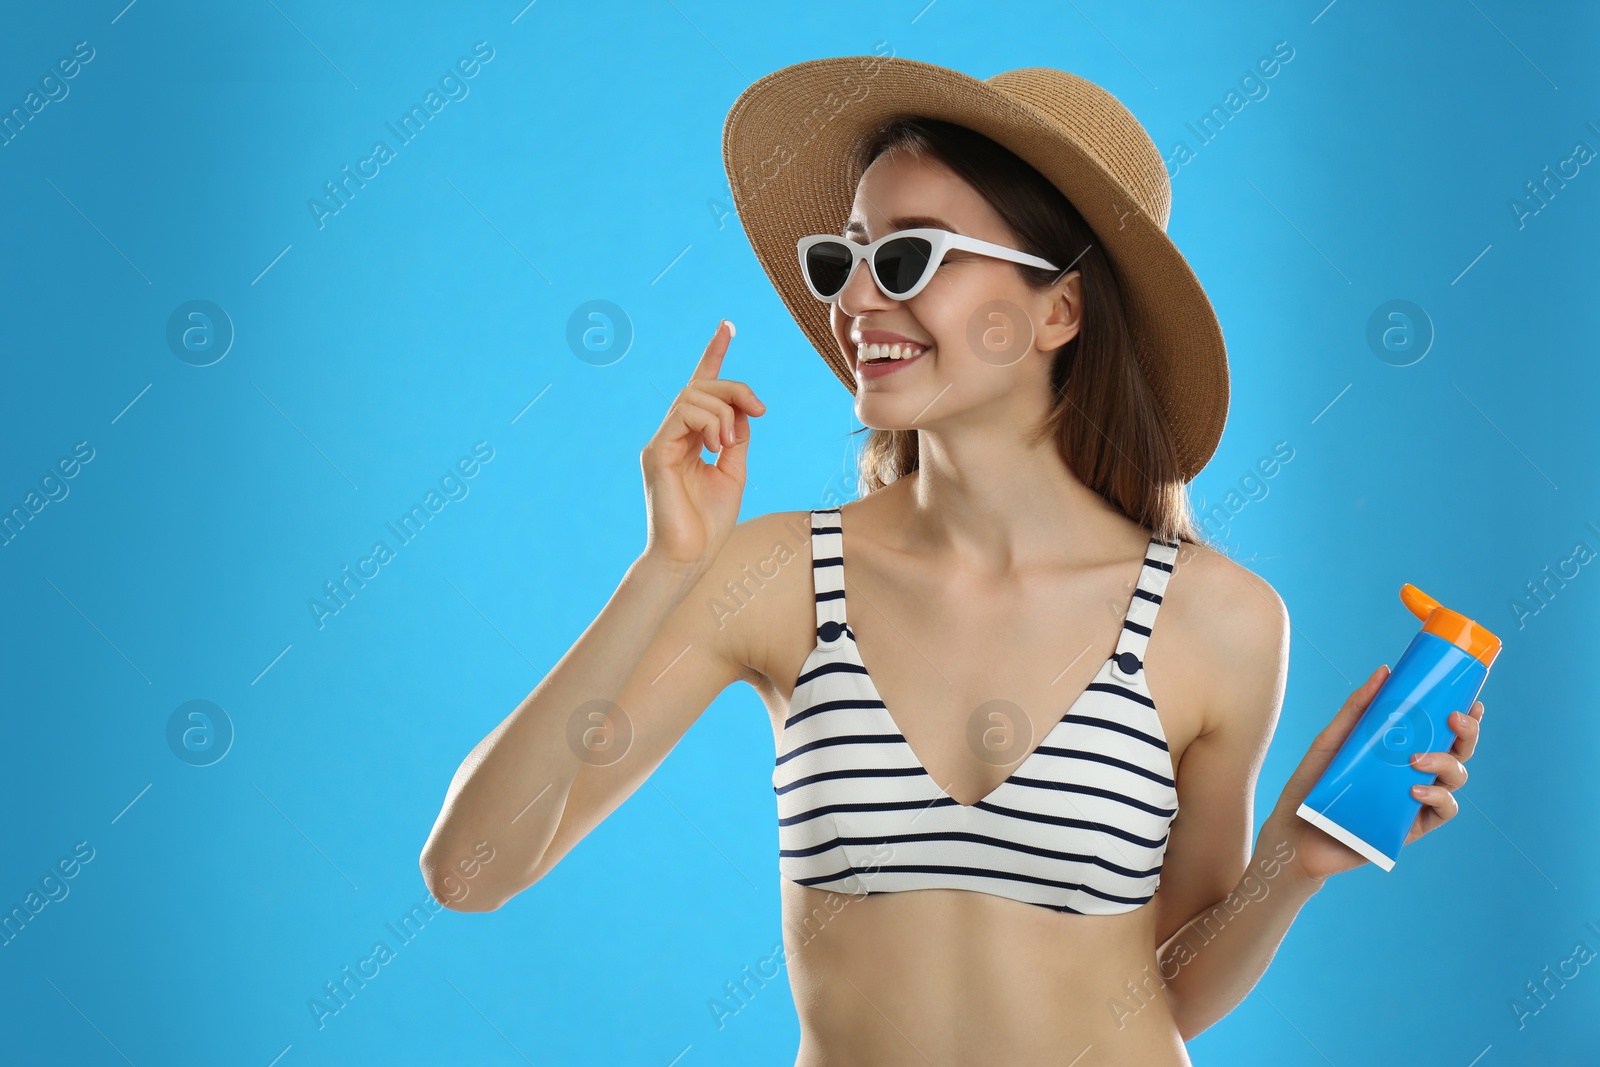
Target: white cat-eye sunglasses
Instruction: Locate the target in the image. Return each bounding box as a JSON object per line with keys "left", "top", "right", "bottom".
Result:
{"left": 796, "top": 227, "right": 1061, "bottom": 303}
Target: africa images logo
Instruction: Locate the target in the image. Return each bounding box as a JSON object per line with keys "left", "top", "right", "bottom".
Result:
{"left": 307, "top": 41, "right": 496, "bottom": 230}
{"left": 308, "top": 441, "right": 494, "bottom": 630}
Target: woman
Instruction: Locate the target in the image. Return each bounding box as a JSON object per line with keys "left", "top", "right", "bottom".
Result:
{"left": 419, "top": 57, "right": 1484, "bottom": 1065}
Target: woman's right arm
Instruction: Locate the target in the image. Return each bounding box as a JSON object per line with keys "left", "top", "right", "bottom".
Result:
{"left": 418, "top": 320, "right": 767, "bottom": 911}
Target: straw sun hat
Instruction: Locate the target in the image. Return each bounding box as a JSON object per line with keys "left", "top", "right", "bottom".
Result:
{"left": 721, "top": 55, "right": 1230, "bottom": 482}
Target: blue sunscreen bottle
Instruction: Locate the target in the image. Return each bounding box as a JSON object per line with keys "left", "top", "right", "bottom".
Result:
{"left": 1296, "top": 584, "right": 1502, "bottom": 871}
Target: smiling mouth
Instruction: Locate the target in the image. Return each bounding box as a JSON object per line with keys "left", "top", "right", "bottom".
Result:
{"left": 857, "top": 341, "right": 930, "bottom": 367}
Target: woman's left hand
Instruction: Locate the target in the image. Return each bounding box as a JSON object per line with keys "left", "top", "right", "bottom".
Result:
{"left": 1263, "top": 664, "right": 1486, "bottom": 884}
{"left": 1399, "top": 701, "right": 1481, "bottom": 844}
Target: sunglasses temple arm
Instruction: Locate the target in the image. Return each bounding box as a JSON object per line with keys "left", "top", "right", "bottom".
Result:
{"left": 1044, "top": 243, "right": 1093, "bottom": 285}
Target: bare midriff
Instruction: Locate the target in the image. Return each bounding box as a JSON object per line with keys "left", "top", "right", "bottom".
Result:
{"left": 780, "top": 878, "right": 1191, "bottom": 1066}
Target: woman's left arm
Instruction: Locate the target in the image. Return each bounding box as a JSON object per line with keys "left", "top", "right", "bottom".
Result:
{"left": 1151, "top": 572, "right": 1485, "bottom": 1041}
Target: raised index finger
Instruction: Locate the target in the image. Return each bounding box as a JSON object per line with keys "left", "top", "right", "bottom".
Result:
{"left": 692, "top": 319, "right": 735, "bottom": 382}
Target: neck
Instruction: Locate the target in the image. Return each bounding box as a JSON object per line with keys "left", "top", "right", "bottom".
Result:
{"left": 886, "top": 426, "right": 1145, "bottom": 575}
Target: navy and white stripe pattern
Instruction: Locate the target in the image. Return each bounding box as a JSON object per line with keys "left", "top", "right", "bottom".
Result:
{"left": 774, "top": 507, "right": 1182, "bottom": 915}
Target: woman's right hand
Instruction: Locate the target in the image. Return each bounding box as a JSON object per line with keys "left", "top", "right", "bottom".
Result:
{"left": 638, "top": 319, "right": 766, "bottom": 576}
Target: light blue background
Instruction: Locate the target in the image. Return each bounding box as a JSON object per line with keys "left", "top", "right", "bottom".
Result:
{"left": 2, "top": 1, "right": 1596, "bottom": 1064}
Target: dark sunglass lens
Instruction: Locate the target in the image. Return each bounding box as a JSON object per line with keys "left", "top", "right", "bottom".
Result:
{"left": 874, "top": 237, "right": 933, "bottom": 295}
{"left": 804, "top": 241, "right": 854, "bottom": 297}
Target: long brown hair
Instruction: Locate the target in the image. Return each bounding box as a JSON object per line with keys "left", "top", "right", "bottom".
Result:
{"left": 852, "top": 117, "right": 1213, "bottom": 550}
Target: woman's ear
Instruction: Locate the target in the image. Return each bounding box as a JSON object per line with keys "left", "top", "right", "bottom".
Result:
{"left": 1035, "top": 270, "right": 1083, "bottom": 352}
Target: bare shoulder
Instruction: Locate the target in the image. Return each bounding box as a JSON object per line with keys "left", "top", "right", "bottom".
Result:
{"left": 1165, "top": 539, "right": 1290, "bottom": 739}
{"left": 1171, "top": 540, "right": 1289, "bottom": 653}
{"left": 697, "top": 508, "right": 818, "bottom": 690}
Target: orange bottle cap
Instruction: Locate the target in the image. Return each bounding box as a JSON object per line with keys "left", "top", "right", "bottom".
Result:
{"left": 1400, "top": 584, "right": 1502, "bottom": 668}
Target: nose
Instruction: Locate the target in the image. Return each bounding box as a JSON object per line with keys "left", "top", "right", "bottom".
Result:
{"left": 836, "top": 251, "right": 896, "bottom": 317}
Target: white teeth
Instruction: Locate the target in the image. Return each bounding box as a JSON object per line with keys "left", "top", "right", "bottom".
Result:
{"left": 858, "top": 342, "right": 928, "bottom": 362}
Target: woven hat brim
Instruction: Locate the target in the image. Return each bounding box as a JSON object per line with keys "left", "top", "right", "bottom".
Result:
{"left": 722, "top": 55, "right": 1229, "bottom": 483}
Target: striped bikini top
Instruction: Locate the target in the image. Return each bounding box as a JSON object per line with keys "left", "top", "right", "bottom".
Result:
{"left": 774, "top": 507, "right": 1182, "bottom": 916}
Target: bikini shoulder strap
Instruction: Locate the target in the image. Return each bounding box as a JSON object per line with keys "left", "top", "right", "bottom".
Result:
{"left": 809, "top": 507, "right": 849, "bottom": 644}
{"left": 1110, "top": 535, "right": 1182, "bottom": 679}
